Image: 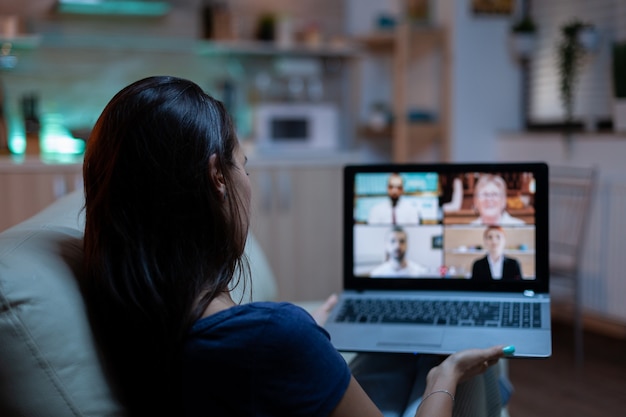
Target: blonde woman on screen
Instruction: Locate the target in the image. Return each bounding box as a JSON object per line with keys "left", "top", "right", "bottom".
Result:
{"left": 470, "top": 174, "right": 524, "bottom": 226}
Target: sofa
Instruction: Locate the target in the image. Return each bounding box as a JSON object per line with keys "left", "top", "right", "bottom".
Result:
{"left": 0, "top": 190, "right": 280, "bottom": 416}
{"left": 0, "top": 190, "right": 510, "bottom": 416}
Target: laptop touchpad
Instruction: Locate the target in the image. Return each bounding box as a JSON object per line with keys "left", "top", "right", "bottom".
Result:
{"left": 378, "top": 327, "right": 444, "bottom": 347}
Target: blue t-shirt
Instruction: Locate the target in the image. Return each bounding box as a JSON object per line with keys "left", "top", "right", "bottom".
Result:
{"left": 182, "top": 302, "right": 352, "bottom": 417}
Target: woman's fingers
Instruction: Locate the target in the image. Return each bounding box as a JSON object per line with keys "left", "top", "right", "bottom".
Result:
{"left": 439, "top": 345, "right": 510, "bottom": 383}
{"left": 311, "top": 294, "right": 339, "bottom": 326}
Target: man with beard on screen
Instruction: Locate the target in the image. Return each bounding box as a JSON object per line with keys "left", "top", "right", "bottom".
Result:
{"left": 370, "top": 226, "right": 427, "bottom": 277}
{"left": 368, "top": 173, "right": 420, "bottom": 225}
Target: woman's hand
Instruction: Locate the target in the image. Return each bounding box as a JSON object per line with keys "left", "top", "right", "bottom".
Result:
{"left": 416, "top": 346, "right": 510, "bottom": 417}
{"left": 311, "top": 294, "right": 339, "bottom": 326}
{"left": 429, "top": 345, "right": 507, "bottom": 385}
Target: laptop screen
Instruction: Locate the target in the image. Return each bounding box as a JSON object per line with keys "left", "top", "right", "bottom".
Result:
{"left": 344, "top": 163, "right": 549, "bottom": 294}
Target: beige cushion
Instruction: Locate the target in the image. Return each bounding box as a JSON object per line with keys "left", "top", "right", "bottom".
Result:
{"left": 0, "top": 191, "right": 126, "bottom": 416}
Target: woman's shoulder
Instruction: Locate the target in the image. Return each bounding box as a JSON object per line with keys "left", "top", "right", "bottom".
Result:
{"left": 185, "top": 302, "right": 334, "bottom": 365}
{"left": 504, "top": 256, "right": 521, "bottom": 265}
{"left": 502, "top": 212, "right": 526, "bottom": 224}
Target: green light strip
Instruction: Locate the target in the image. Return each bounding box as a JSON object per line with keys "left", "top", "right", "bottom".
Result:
{"left": 58, "top": 1, "right": 171, "bottom": 16}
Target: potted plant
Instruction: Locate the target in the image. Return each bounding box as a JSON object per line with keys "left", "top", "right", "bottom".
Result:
{"left": 510, "top": 16, "right": 537, "bottom": 59}
{"left": 557, "top": 19, "right": 591, "bottom": 132}
{"left": 613, "top": 41, "right": 626, "bottom": 132}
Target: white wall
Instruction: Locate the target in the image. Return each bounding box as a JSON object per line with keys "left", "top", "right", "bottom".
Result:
{"left": 448, "top": 0, "right": 522, "bottom": 162}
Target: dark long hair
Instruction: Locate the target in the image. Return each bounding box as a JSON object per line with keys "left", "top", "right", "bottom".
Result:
{"left": 82, "top": 76, "right": 248, "bottom": 415}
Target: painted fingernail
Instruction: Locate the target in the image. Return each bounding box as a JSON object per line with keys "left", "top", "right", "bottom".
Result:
{"left": 503, "top": 345, "right": 515, "bottom": 356}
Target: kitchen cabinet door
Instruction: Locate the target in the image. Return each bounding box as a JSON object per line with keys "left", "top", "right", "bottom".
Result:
{"left": 248, "top": 164, "right": 343, "bottom": 302}
{"left": 0, "top": 159, "right": 82, "bottom": 232}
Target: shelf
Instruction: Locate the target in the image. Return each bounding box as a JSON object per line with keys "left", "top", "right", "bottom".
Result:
{"left": 38, "top": 33, "right": 198, "bottom": 53}
{"left": 354, "top": 21, "right": 449, "bottom": 162}
{"left": 0, "top": 35, "right": 41, "bottom": 50}
{"left": 356, "top": 27, "right": 445, "bottom": 52}
{"left": 29, "top": 34, "right": 359, "bottom": 57}
{"left": 195, "top": 40, "right": 359, "bottom": 58}
{"left": 356, "top": 31, "right": 395, "bottom": 50}
{"left": 358, "top": 123, "right": 441, "bottom": 139}
{"left": 357, "top": 125, "right": 393, "bottom": 139}
{"left": 408, "top": 123, "right": 442, "bottom": 139}
{"left": 408, "top": 27, "right": 445, "bottom": 52}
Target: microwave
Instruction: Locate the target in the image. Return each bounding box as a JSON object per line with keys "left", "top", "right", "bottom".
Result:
{"left": 254, "top": 103, "right": 339, "bottom": 151}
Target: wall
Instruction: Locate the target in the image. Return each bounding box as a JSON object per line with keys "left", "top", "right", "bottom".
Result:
{"left": 448, "top": 0, "right": 522, "bottom": 162}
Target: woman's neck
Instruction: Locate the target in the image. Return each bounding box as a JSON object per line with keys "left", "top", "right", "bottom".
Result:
{"left": 201, "top": 292, "right": 236, "bottom": 319}
{"left": 489, "top": 252, "right": 502, "bottom": 262}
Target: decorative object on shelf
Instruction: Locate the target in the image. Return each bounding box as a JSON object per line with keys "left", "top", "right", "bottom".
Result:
{"left": 0, "top": 43, "right": 17, "bottom": 70}
{"left": 276, "top": 14, "right": 294, "bottom": 48}
{"left": 557, "top": 19, "right": 593, "bottom": 147}
{"left": 510, "top": 15, "right": 537, "bottom": 60}
{"left": 255, "top": 13, "right": 276, "bottom": 42}
{"left": 302, "top": 22, "right": 324, "bottom": 48}
{"left": 407, "top": 108, "right": 435, "bottom": 123}
{"left": 406, "top": 0, "right": 431, "bottom": 24}
{"left": 612, "top": 41, "right": 626, "bottom": 132}
{"left": 0, "top": 80, "right": 8, "bottom": 155}
{"left": 368, "top": 102, "right": 391, "bottom": 132}
{"left": 375, "top": 14, "right": 397, "bottom": 31}
{"left": 0, "top": 15, "right": 40, "bottom": 70}
{"left": 201, "top": 0, "right": 235, "bottom": 41}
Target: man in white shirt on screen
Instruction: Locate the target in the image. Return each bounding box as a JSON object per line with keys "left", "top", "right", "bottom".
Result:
{"left": 370, "top": 226, "right": 427, "bottom": 277}
{"left": 367, "top": 173, "right": 420, "bottom": 225}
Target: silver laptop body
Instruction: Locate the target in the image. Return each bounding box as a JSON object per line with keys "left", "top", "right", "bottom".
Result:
{"left": 324, "top": 162, "right": 551, "bottom": 358}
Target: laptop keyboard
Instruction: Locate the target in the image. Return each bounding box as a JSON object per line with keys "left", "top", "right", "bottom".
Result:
{"left": 334, "top": 298, "right": 543, "bottom": 328}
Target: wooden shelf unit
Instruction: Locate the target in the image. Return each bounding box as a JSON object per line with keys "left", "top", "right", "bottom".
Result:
{"left": 356, "top": 23, "right": 450, "bottom": 162}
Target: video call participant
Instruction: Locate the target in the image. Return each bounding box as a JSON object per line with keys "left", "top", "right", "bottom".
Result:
{"left": 368, "top": 172, "right": 420, "bottom": 225}
{"left": 370, "top": 226, "right": 427, "bottom": 277}
{"left": 471, "top": 226, "right": 522, "bottom": 281}
{"left": 470, "top": 174, "right": 525, "bottom": 226}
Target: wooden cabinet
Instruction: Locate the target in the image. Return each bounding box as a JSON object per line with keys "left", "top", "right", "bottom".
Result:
{"left": 248, "top": 163, "right": 344, "bottom": 302}
{"left": 0, "top": 157, "right": 82, "bottom": 232}
{"left": 356, "top": 22, "right": 450, "bottom": 162}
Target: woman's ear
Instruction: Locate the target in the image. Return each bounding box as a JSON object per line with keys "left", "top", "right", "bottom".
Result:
{"left": 209, "top": 154, "right": 226, "bottom": 198}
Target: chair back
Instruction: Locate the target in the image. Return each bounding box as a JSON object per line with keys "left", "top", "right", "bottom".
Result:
{"left": 549, "top": 165, "right": 597, "bottom": 277}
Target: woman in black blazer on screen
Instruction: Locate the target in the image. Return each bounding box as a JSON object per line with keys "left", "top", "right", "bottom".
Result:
{"left": 471, "top": 226, "right": 522, "bottom": 281}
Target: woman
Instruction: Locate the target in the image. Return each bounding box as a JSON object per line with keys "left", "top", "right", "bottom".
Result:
{"left": 82, "top": 76, "right": 509, "bottom": 417}
{"left": 471, "top": 174, "right": 525, "bottom": 226}
{"left": 472, "top": 226, "right": 523, "bottom": 281}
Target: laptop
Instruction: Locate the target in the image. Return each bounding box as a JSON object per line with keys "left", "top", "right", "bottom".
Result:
{"left": 324, "top": 162, "right": 551, "bottom": 358}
